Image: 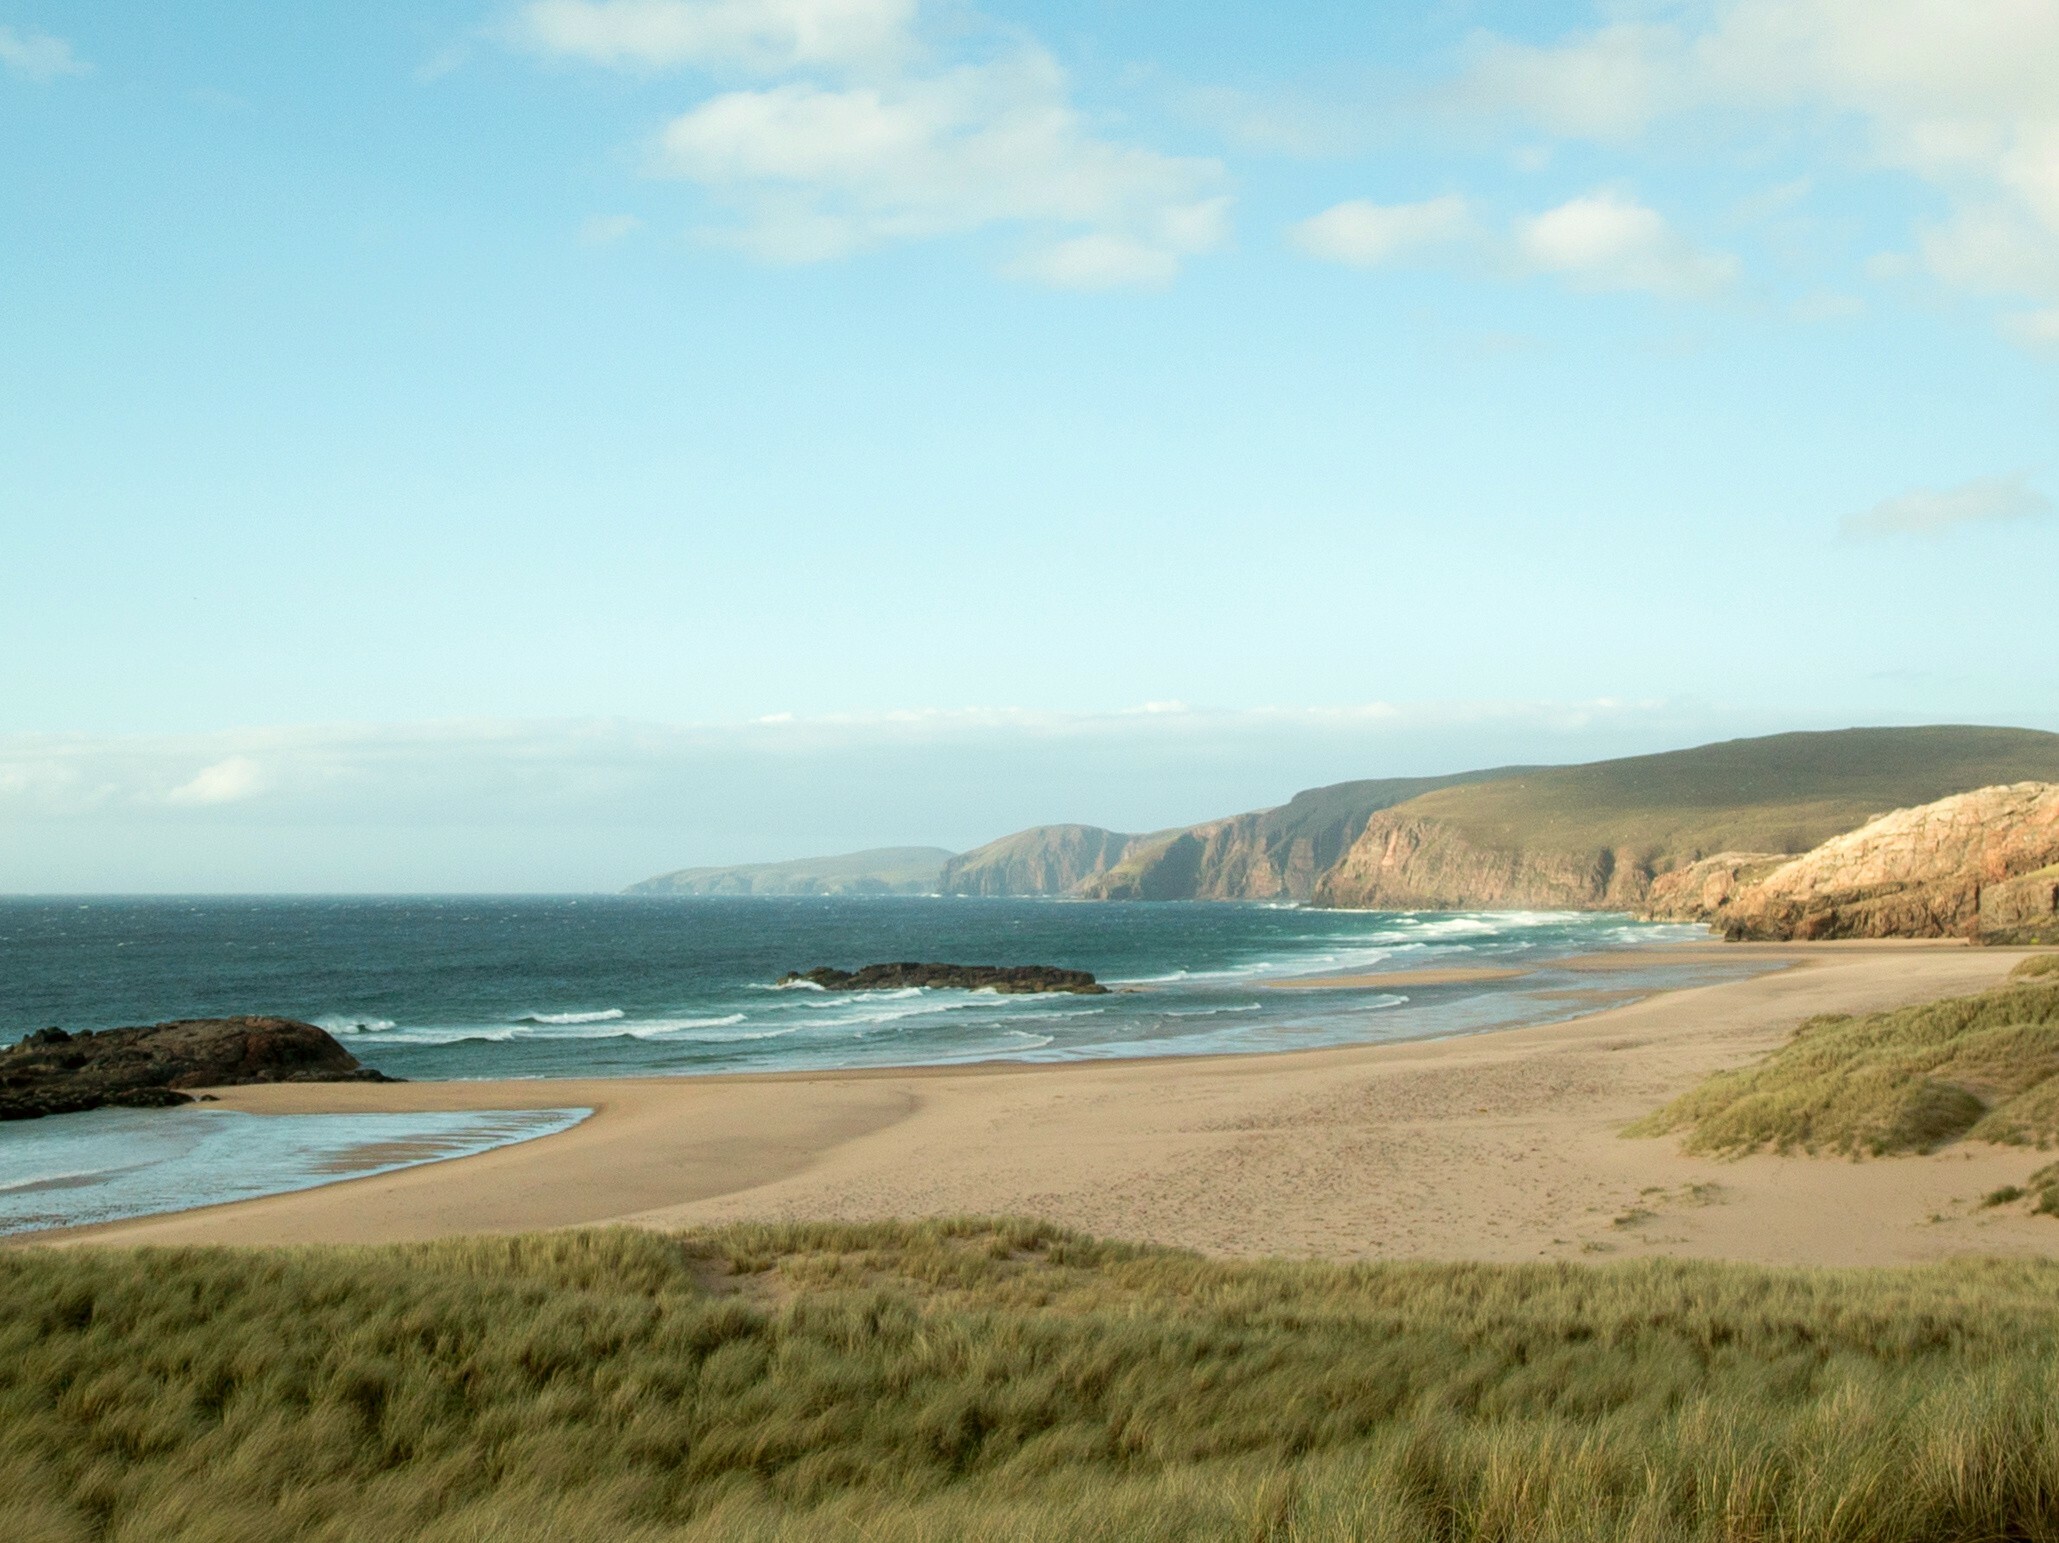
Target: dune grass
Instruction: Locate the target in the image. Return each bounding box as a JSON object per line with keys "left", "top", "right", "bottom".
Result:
{"left": 1627, "top": 963, "right": 2059, "bottom": 1156}
{"left": 11, "top": 1220, "right": 2059, "bottom": 1540}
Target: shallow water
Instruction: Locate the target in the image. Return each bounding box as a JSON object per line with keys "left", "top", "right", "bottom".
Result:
{"left": 0, "top": 1105, "right": 588, "bottom": 1236}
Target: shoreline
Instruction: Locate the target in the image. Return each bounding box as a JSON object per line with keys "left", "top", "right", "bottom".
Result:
{"left": 28, "top": 939, "right": 2059, "bottom": 1265}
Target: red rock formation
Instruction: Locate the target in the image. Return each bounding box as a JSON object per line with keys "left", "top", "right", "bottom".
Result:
{"left": 1691, "top": 783, "right": 2059, "bottom": 941}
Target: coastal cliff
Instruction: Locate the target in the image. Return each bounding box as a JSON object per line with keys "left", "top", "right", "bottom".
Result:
{"left": 629, "top": 847, "right": 952, "bottom": 897}
{"left": 1317, "top": 728, "right": 2059, "bottom": 913}
{"left": 630, "top": 726, "right": 2059, "bottom": 914}
{"left": 1080, "top": 772, "right": 1521, "bottom": 903}
{"left": 1648, "top": 782, "right": 2059, "bottom": 942}
{"left": 937, "top": 825, "right": 1144, "bottom": 897}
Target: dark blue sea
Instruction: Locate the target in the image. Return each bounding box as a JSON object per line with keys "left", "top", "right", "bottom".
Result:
{"left": 2, "top": 896, "right": 1740, "bottom": 1078}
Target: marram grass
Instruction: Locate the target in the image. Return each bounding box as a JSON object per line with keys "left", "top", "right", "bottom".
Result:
{"left": 10, "top": 1220, "right": 2059, "bottom": 1540}
{"left": 1629, "top": 958, "right": 2059, "bottom": 1157}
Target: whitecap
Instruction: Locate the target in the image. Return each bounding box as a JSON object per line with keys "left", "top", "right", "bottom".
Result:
{"left": 518, "top": 1009, "right": 625, "bottom": 1025}
{"left": 315, "top": 1015, "right": 398, "bottom": 1034}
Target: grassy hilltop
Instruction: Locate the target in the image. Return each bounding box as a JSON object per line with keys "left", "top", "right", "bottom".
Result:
{"left": 14, "top": 1221, "right": 2059, "bottom": 1541}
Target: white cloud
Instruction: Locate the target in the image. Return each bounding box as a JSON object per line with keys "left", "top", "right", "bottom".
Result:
{"left": 1454, "top": 0, "right": 2059, "bottom": 326}
{"left": 166, "top": 756, "right": 271, "bottom": 807}
{"left": 579, "top": 212, "right": 645, "bottom": 244}
{"left": 0, "top": 25, "right": 87, "bottom": 81}
{"left": 2003, "top": 306, "right": 2059, "bottom": 349}
{"left": 1292, "top": 195, "right": 1473, "bottom": 268}
{"left": 514, "top": 0, "right": 914, "bottom": 73}
{"left": 518, "top": 0, "right": 1225, "bottom": 286}
{"left": 1459, "top": 23, "right": 1688, "bottom": 141}
{"left": 1841, "top": 473, "right": 2053, "bottom": 538}
{"left": 655, "top": 55, "right": 1228, "bottom": 282}
{"left": 1516, "top": 190, "right": 1737, "bottom": 297}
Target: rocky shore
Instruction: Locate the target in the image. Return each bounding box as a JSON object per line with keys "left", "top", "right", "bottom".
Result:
{"left": 0, "top": 1016, "right": 395, "bottom": 1121}
{"left": 778, "top": 963, "right": 1109, "bottom": 994}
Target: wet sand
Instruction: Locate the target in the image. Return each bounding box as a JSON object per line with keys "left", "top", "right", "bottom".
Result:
{"left": 38, "top": 942, "right": 2059, "bottom": 1267}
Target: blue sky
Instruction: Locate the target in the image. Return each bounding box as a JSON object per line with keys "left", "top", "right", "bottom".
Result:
{"left": 3, "top": 0, "right": 2056, "bottom": 889}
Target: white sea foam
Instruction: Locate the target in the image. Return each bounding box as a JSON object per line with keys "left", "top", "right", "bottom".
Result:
{"left": 316, "top": 1015, "right": 398, "bottom": 1034}
{"left": 519, "top": 1009, "right": 625, "bottom": 1025}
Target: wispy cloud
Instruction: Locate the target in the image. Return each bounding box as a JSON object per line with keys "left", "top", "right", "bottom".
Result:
{"left": 1515, "top": 189, "right": 1737, "bottom": 298}
{"left": 1842, "top": 473, "right": 2053, "bottom": 539}
{"left": 165, "top": 756, "right": 271, "bottom": 807}
{"left": 1448, "top": 0, "right": 2059, "bottom": 340}
{"left": 0, "top": 702, "right": 1826, "bottom": 890}
{"left": 0, "top": 24, "right": 87, "bottom": 81}
{"left": 1293, "top": 186, "right": 1734, "bottom": 301}
{"left": 1290, "top": 195, "right": 1474, "bottom": 268}
{"left": 515, "top": 0, "right": 914, "bottom": 74}
{"left": 579, "top": 212, "right": 645, "bottom": 245}
{"left": 515, "top": 0, "right": 1229, "bottom": 288}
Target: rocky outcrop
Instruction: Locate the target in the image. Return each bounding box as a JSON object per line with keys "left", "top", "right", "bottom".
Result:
{"left": 778, "top": 963, "right": 1108, "bottom": 994}
{"left": 1665, "top": 783, "right": 2059, "bottom": 941}
{"left": 1643, "top": 853, "right": 1791, "bottom": 921}
{"left": 938, "top": 825, "right": 1143, "bottom": 897}
{"left": 0, "top": 1016, "right": 395, "bottom": 1121}
{"left": 1982, "top": 865, "right": 2059, "bottom": 945}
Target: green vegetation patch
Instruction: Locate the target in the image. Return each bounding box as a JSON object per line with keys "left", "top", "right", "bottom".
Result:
{"left": 1630, "top": 978, "right": 2059, "bottom": 1156}
{"left": 13, "top": 1221, "right": 2059, "bottom": 1540}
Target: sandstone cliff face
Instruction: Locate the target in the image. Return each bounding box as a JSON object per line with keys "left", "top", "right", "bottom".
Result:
{"left": 1673, "top": 782, "right": 2059, "bottom": 941}
{"left": 1081, "top": 773, "right": 1505, "bottom": 903}
{"left": 937, "top": 825, "right": 1141, "bottom": 897}
{"left": 1313, "top": 814, "right": 1664, "bottom": 911}
{"left": 1643, "top": 853, "right": 1789, "bottom": 921}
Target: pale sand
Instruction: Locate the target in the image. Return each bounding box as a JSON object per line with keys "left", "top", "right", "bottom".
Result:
{"left": 39, "top": 942, "right": 2059, "bottom": 1267}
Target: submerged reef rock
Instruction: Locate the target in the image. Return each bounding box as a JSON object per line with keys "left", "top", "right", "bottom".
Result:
{"left": 0, "top": 1016, "right": 396, "bottom": 1121}
{"left": 778, "top": 963, "right": 1109, "bottom": 995}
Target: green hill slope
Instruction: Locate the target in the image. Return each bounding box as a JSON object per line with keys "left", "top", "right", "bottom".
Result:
{"left": 1317, "top": 726, "right": 2059, "bottom": 911}
{"left": 627, "top": 846, "right": 953, "bottom": 897}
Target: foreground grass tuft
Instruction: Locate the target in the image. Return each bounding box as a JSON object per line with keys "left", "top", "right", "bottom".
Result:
{"left": 11, "top": 1222, "right": 2059, "bottom": 1539}
{"left": 1628, "top": 974, "right": 2059, "bottom": 1156}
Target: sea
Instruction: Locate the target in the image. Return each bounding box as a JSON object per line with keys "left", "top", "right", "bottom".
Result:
{"left": 0, "top": 896, "right": 1753, "bottom": 1235}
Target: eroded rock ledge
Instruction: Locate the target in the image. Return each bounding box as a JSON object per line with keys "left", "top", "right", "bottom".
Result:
{"left": 0, "top": 1016, "right": 396, "bottom": 1121}
{"left": 778, "top": 963, "right": 1109, "bottom": 994}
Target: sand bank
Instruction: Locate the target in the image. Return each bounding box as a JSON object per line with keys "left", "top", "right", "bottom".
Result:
{"left": 39, "top": 942, "right": 2059, "bottom": 1266}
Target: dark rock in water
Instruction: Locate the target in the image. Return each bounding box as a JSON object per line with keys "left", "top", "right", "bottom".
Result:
{"left": 0, "top": 1016, "right": 397, "bottom": 1121}
{"left": 778, "top": 963, "right": 1109, "bottom": 995}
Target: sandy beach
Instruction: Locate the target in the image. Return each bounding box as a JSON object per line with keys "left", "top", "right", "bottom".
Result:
{"left": 38, "top": 941, "right": 2059, "bottom": 1266}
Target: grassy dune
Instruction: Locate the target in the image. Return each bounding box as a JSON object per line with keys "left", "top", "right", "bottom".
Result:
{"left": 13, "top": 1221, "right": 2059, "bottom": 1540}
{"left": 1630, "top": 959, "right": 2059, "bottom": 1157}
